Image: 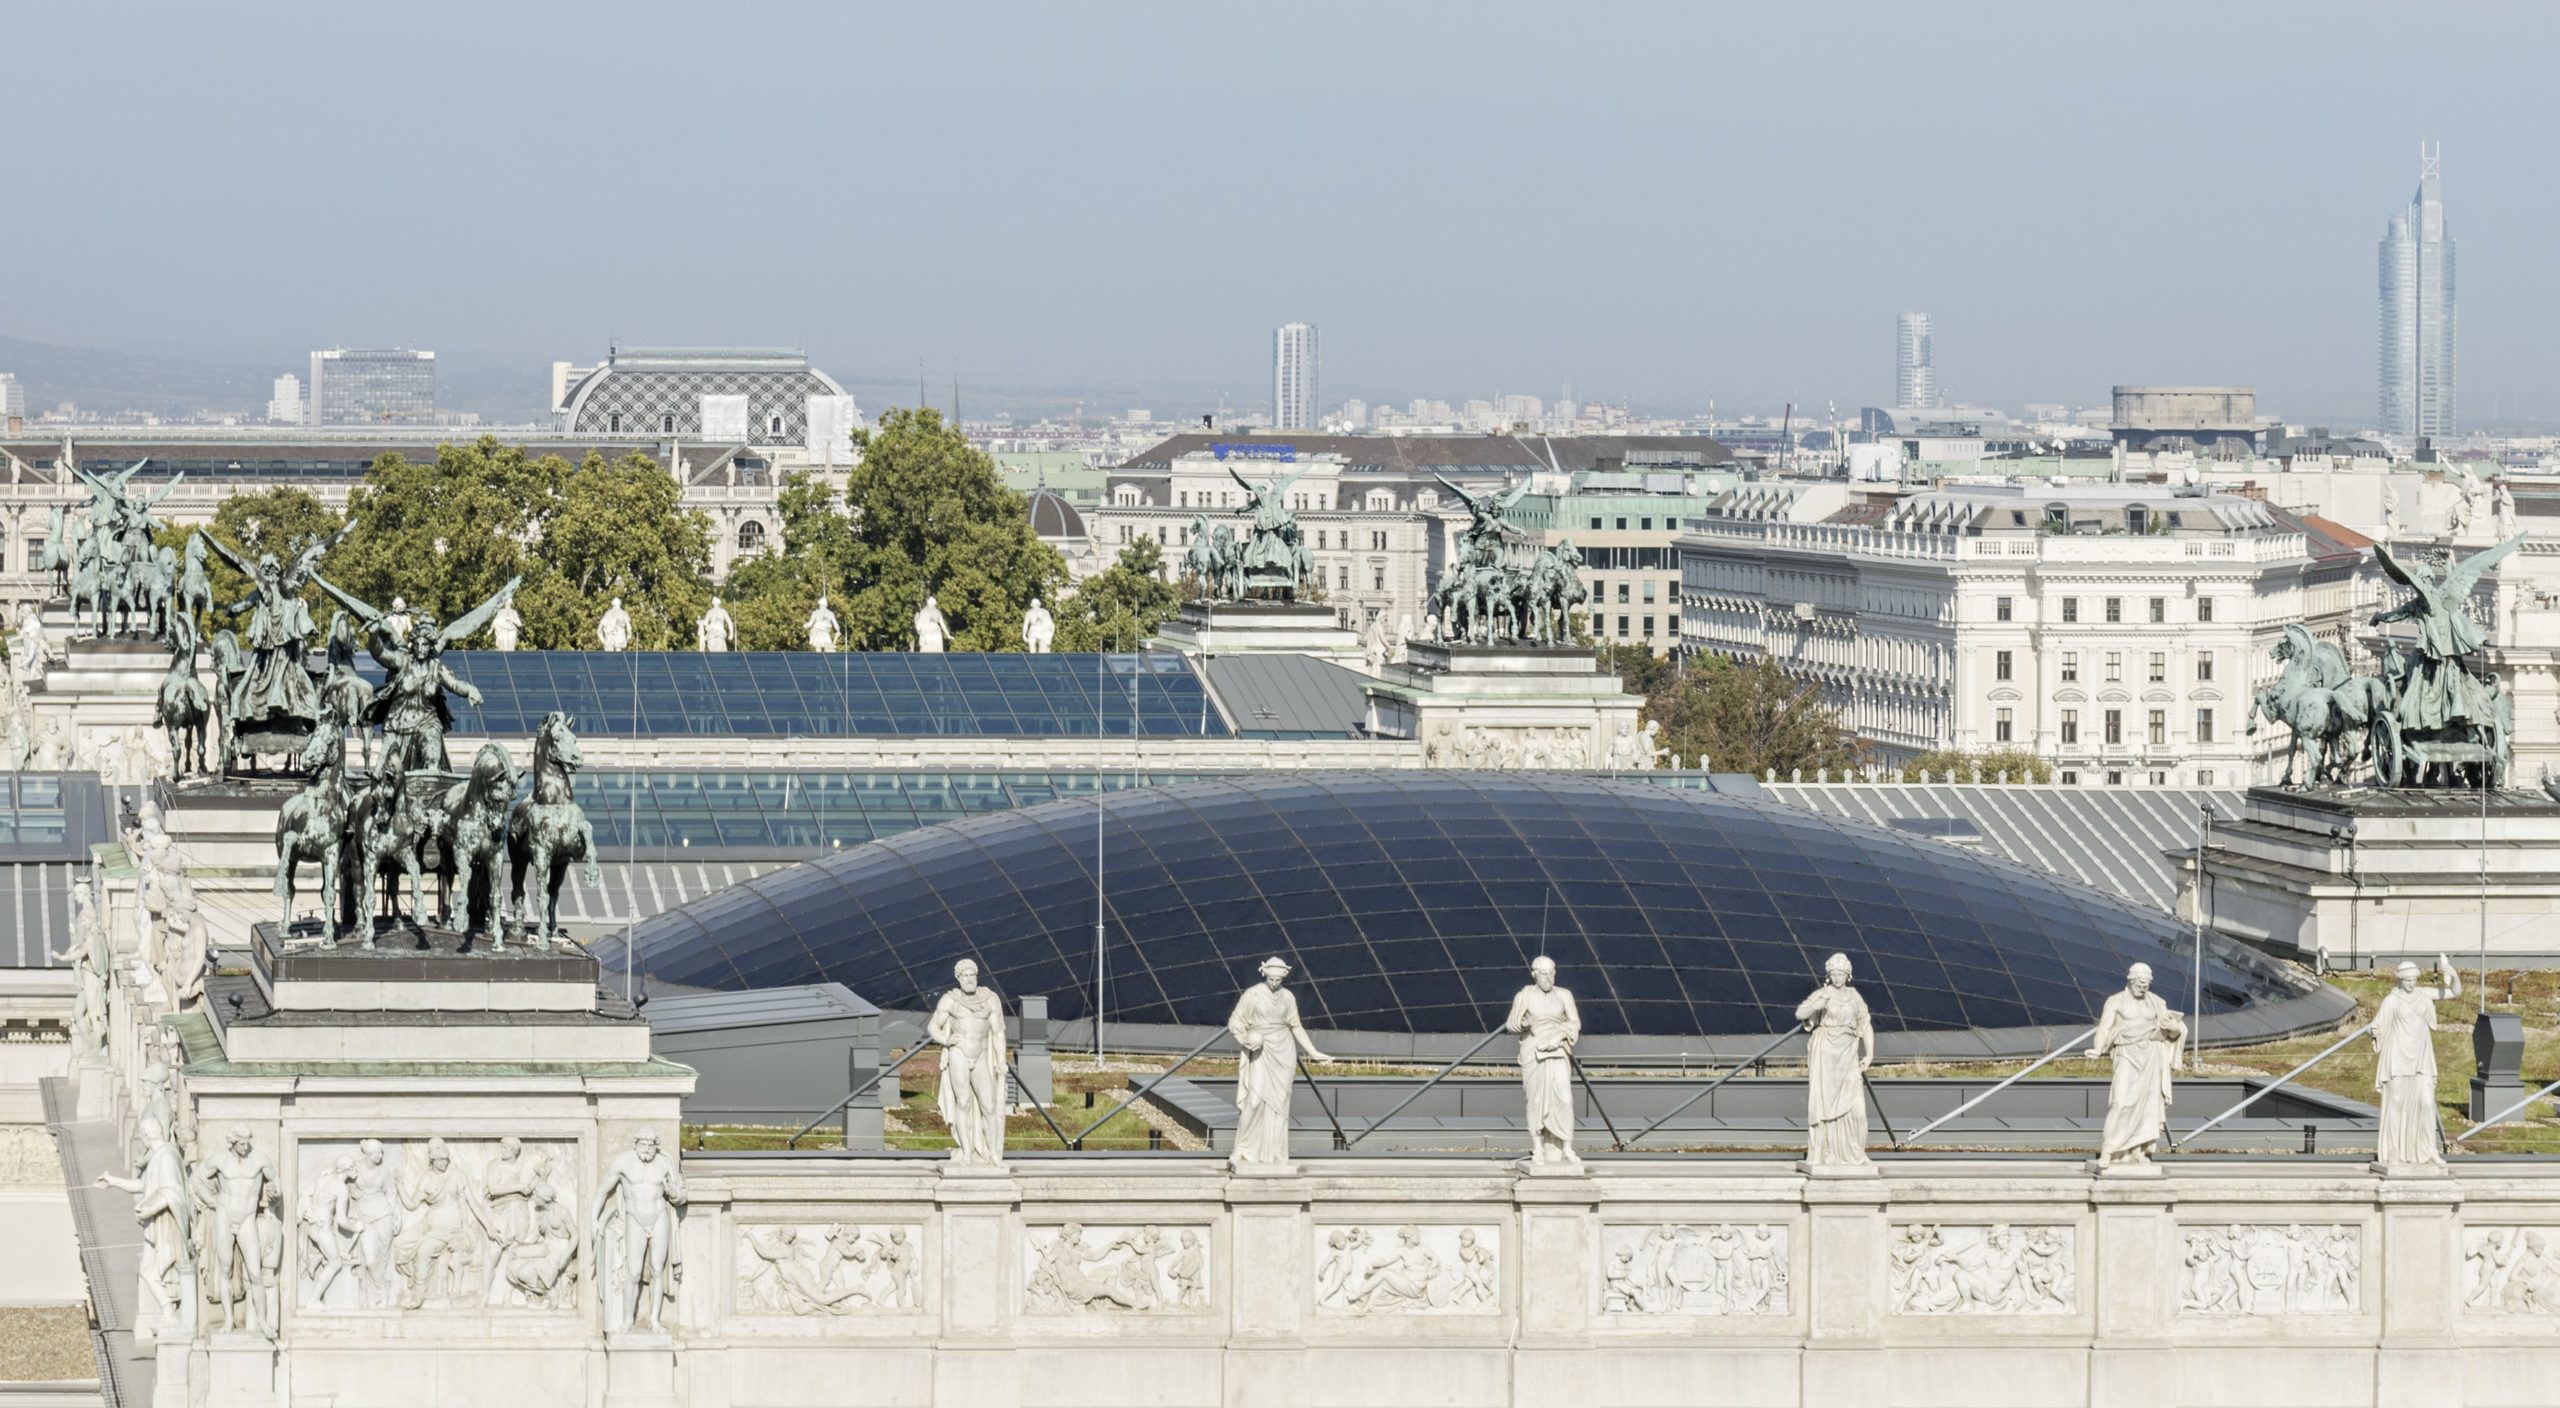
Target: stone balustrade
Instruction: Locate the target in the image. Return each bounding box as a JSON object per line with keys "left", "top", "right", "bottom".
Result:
{"left": 252, "top": 1153, "right": 2560, "bottom": 1407}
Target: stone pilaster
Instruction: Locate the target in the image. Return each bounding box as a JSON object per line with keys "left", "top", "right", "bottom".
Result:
{"left": 1800, "top": 1171, "right": 1889, "bottom": 1404}
{"left": 2375, "top": 1171, "right": 2464, "bottom": 1407}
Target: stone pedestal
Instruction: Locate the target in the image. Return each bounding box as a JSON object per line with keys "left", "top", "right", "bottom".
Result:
{"left": 2192, "top": 786, "right": 2560, "bottom": 965}
{"left": 603, "top": 1332, "right": 682, "bottom": 1408}
{"left": 29, "top": 635, "right": 197, "bottom": 765}
{"left": 1362, "top": 641, "right": 1643, "bottom": 770}
{"left": 199, "top": 1333, "right": 278, "bottom": 1408}
{"left": 2469, "top": 1011, "right": 2526, "bottom": 1121}
{"left": 1149, "top": 599, "right": 1364, "bottom": 666}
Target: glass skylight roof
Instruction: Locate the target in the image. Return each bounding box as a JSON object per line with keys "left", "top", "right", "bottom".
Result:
{"left": 373, "top": 650, "right": 1230, "bottom": 738}
{"left": 601, "top": 772, "right": 2326, "bottom": 1043}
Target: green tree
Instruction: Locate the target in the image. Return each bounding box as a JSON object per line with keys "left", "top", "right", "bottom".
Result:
{"left": 1056, "top": 537, "right": 1185, "bottom": 652}
{"left": 325, "top": 438, "right": 712, "bottom": 649}
{"left": 1644, "top": 654, "right": 1867, "bottom": 778}
{"left": 1901, "top": 747, "right": 2054, "bottom": 784}
{"left": 731, "top": 409, "right": 1066, "bottom": 651}
{"left": 1594, "top": 643, "right": 1673, "bottom": 698}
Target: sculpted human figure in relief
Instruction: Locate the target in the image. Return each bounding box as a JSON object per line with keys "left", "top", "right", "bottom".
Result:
{"left": 199, "top": 1127, "right": 282, "bottom": 1337}
{"left": 928, "top": 960, "right": 1009, "bottom": 1167}
{"left": 2092, "top": 962, "right": 2185, "bottom": 1166}
{"left": 1795, "top": 953, "right": 1874, "bottom": 1170}
{"left": 1226, "top": 957, "right": 1331, "bottom": 1168}
{"left": 1505, "top": 956, "right": 1582, "bottom": 1171}
{"left": 594, "top": 1130, "right": 686, "bottom": 1331}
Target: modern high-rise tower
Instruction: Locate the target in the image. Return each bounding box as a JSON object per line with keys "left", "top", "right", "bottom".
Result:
{"left": 1895, "top": 313, "right": 1937, "bottom": 410}
{"left": 1273, "top": 322, "right": 1318, "bottom": 431}
{"left": 2378, "top": 145, "right": 2456, "bottom": 439}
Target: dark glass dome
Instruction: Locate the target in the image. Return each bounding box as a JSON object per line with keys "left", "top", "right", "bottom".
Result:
{"left": 600, "top": 773, "right": 2341, "bottom": 1050}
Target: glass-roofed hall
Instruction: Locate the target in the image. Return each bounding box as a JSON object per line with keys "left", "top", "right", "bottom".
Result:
{"left": 599, "top": 773, "right": 2350, "bottom": 1061}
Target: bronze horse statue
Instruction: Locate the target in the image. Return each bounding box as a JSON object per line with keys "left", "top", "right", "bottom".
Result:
{"left": 507, "top": 711, "right": 600, "bottom": 947}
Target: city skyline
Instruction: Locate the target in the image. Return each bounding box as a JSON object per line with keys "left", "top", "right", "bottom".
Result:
{"left": 6, "top": 6, "right": 2560, "bottom": 427}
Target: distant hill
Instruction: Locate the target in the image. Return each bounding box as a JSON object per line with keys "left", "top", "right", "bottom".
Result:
{"left": 0, "top": 335, "right": 549, "bottom": 424}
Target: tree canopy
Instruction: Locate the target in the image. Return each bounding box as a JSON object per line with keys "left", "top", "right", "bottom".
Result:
{"left": 1900, "top": 747, "right": 2054, "bottom": 784}
{"left": 1056, "top": 537, "right": 1185, "bottom": 652}
{"left": 324, "top": 437, "right": 713, "bottom": 649}
{"left": 1637, "top": 653, "right": 1868, "bottom": 778}
{"left": 723, "top": 410, "right": 1069, "bottom": 651}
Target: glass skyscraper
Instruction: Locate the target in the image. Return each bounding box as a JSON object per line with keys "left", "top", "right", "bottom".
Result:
{"left": 1895, "top": 312, "right": 1937, "bottom": 410}
{"left": 1272, "top": 321, "right": 1318, "bottom": 431}
{"left": 308, "top": 348, "right": 437, "bottom": 426}
{"left": 2378, "top": 145, "right": 2455, "bottom": 440}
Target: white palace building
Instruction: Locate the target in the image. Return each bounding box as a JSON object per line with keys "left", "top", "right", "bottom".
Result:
{"left": 1678, "top": 483, "right": 2371, "bottom": 785}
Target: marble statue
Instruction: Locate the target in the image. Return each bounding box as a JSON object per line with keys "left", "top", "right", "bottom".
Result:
{"left": 507, "top": 710, "right": 601, "bottom": 944}
{"left": 94, "top": 1115, "right": 196, "bottom": 1333}
{"left": 914, "top": 595, "right": 949, "bottom": 653}
{"left": 1794, "top": 953, "right": 1874, "bottom": 1170}
{"left": 1890, "top": 1225, "right": 2074, "bottom": 1314}
{"left": 2495, "top": 478, "right": 2519, "bottom": 539}
{"left": 2092, "top": 963, "right": 2185, "bottom": 1166}
{"left": 927, "top": 960, "right": 1009, "bottom": 1167}
{"left": 491, "top": 602, "right": 522, "bottom": 652}
{"left": 2449, "top": 475, "right": 2477, "bottom": 535}
{"left": 696, "top": 595, "right": 736, "bottom": 653}
{"left": 313, "top": 569, "right": 516, "bottom": 773}
{"left": 1362, "top": 614, "right": 1388, "bottom": 672}
{"left": 9, "top": 603, "right": 47, "bottom": 685}
{"left": 2371, "top": 960, "right": 2454, "bottom": 1167}
{"left": 596, "top": 597, "right": 632, "bottom": 652}
{"left": 1021, "top": 597, "right": 1055, "bottom": 654}
{"left": 160, "top": 868, "right": 209, "bottom": 1006}
{"left": 1225, "top": 957, "right": 1332, "bottom": 1167}
{"left": 805, "top": 595, "right": 840, "bottom": 653}
{"left": 199, "top": 1127, "right": 282, "bottom": 1337}
{"left": 2383, "top": 487, "right": 2404, "bottom": 542}
{"left": 1393, "top": 613, "right": 1415, "bottom": 664}
{"left": 47, "top": 879, "right": 108, "bottom": 1056}
{"left": 594, "top": 1130, "right": 686, "bottom": 1332}
{"left": 1504, "top": 957, "right": 1582, "bottom": 1172}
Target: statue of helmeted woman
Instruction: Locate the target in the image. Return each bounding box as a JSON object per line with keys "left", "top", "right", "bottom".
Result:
{"left": 311, "top": 573, "right": 521, "bottom": 773}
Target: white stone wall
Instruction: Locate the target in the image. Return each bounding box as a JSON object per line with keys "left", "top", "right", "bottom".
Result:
{"left": 245, "top": 1158, "right": 2550, "bottom": 1407}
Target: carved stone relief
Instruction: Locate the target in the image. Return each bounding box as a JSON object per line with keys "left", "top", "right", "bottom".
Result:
{"left": 2462, "top": 1227, "right": 2560, "bottom": 1315}
{"left": 1600, "top": 1223, "right": 1788, "bottom": 1316}
{"left": 0, "top": 1124, "right": 57, "bottom": 1185}
{"left": 1890, "top": 1224, "right": 2075, "bottom": 1315}
{"left": 1023, "top": 1224, "right": 1208, "bottom": 1313}
{"left": 295, "top": 1136, "right": 579, "bottom": 1312}
{"left": 735, "top": 1224, "right": 921, "bottom": 1315}
{"left": 1312, "top": 1225, "right": 1498, "bottom": 1315}
{"left": 2178, "top": 1224, "right": 2360, "bottom": 1315}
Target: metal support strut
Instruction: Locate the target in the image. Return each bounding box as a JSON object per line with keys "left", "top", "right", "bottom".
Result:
{"left": 2169, "top": 1021, "right": 2373, "bottom": 1151}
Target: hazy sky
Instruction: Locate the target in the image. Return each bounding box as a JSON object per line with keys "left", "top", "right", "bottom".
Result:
{"left": 13, "top": 4, "right": 2560, "bottom": 423}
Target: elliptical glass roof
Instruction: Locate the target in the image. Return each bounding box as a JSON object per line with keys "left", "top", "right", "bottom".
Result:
{"left": 602, "top": 773, "right": 2327, "bottom": 1044}
{"left": 377, "top": 651, "right": 1230, "bottom": 738}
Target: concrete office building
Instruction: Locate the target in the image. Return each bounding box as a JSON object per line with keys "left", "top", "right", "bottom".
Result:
{"left": 1895, "top": 311, "right": 1937, "bottom": 410}
{"left": 2379, "top": 144, "right": 2457, "bottom": 439}
{"left": 307, "top": 347, "right": 437, "bottom": 425}
{"left": 1273, "top": 322, "right": 1319, "bottom": 431}
{"left": 265, "top": 373, "right": 304, "bottom": 425}
{"left": 1678, "top": 483, "right": 2368, "bottom": 784}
